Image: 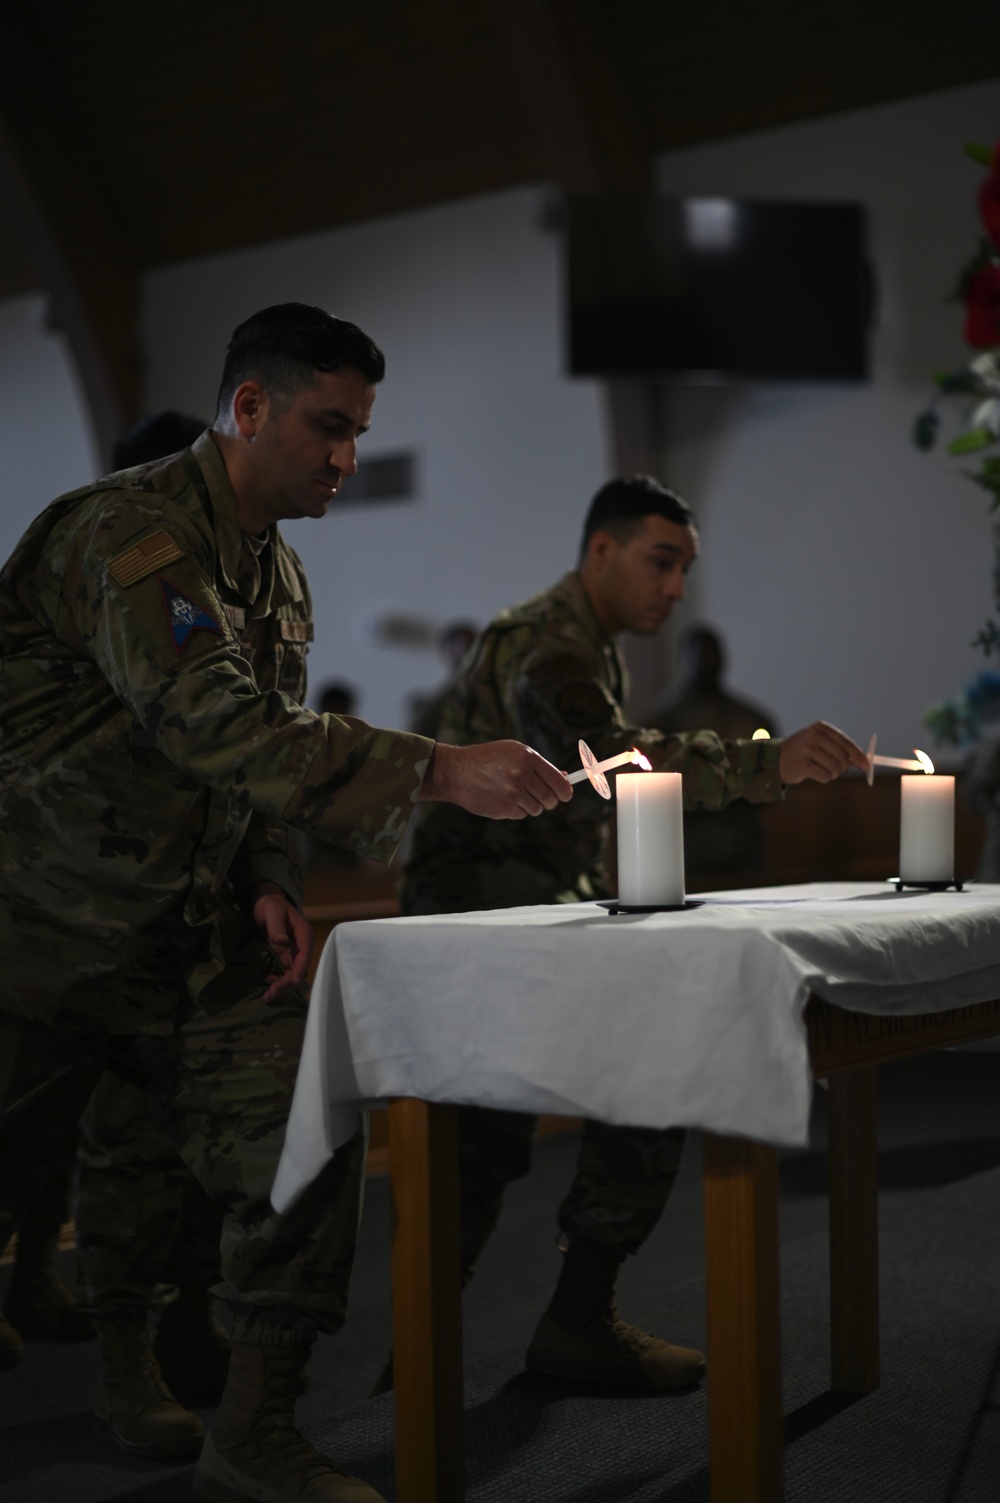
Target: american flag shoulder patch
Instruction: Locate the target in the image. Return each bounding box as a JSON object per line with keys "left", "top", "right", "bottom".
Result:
{"left": 107, "top": 530, "right": 184, "bottom": 587}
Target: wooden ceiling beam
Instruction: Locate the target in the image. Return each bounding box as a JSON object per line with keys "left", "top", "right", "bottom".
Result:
{"left": 547, "top": 0, "right": 650, "bottom": 192}
{"left": 0, "top": 12, "right": 140, "bottom": 466}
{"left": 487, "top": 0, "right": 650, "bottom": 192}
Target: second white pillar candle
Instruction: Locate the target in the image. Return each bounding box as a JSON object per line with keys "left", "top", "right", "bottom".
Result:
{"left": 617, "top": 772, "right": 685, "bottom": 907}
{"left": 899, "top": 774, "right": 954, "bottom": 883}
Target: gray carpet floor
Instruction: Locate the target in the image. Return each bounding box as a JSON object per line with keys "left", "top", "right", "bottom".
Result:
{"left": 2, "top": 1049, "right": 999, "bottom": 1500}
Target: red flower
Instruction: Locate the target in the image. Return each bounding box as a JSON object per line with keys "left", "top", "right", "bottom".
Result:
{"left": 965, "top": 262, "right": 1000, "bottom": 349}
{"left": 979, "top": 143, "right": 1000, "bottom": 249}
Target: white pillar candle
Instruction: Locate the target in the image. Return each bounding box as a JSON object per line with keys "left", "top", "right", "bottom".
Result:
{"left": 617, "top": 772, "right": 685, "bottom": 907}
{"left": 899, "top": 775, "right": 954, "bottom": 883}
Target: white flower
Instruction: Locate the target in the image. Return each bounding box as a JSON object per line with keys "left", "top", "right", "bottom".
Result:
{"left": 972, "top": 398, "right": 1000, "bottom": 436}
{"left": 971, "top": 351, "right": 1000, "bottom": 392}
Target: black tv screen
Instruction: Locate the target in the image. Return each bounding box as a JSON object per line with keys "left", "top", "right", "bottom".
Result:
{"left": 566, "top": 194, "right": 871, "bottom": 381}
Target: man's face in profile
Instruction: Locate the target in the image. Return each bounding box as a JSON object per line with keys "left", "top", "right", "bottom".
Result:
{"left": 249, "top": 366, "right": 376, "bottom": 523}
{"left": 589, "top": 515, "right": 697, "bottom": 636}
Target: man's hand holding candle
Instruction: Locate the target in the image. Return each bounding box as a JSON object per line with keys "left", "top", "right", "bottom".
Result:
{"left": 419, "top": 740, "right": 574, "bottom": 820}
{"left": 776, "top": 721, "right": 869, "bottom": 784}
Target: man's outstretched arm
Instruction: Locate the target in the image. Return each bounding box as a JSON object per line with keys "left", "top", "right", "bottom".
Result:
{"left": 419, "top": 741, "right": 574, "bottom": 820}
{"left": 777, "top": 722, "right": 869, "bottom": 784}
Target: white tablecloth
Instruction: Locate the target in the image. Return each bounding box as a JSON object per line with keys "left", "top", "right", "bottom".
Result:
{"left": 271, "top": 882, "right": 1000, "bottom": 1212}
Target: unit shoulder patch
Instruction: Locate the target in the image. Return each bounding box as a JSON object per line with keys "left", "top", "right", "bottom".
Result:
{"left": 108, "top": 530, "right": 184, "bottom": 587}
{"left": 158, "top": 576, "right": 224, "bottom": 651}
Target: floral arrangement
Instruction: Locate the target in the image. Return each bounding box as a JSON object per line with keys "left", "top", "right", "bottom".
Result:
{"left": 916, "top": 138, "right": 1000, "bottom": 744}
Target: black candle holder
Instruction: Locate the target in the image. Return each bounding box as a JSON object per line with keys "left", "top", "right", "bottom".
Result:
{"left": 598, "top": 899, "right": 705, "bottom": 915}
{"left": 889, "top": 877, "right": 965, "bottom": 893}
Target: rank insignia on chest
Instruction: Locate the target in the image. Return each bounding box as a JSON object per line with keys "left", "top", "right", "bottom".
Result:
{"left": 158, "top": 576, "right": 224, "bottom": 651}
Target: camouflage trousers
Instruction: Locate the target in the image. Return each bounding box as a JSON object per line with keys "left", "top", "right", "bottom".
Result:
{"left": 0, "top": 911, "right": 366, "bottom": 1343}
{"left": 457, "top": 1105, "right": 687, "bottom": 1278}
{"left": 74, "top": 1071, "right": 225, "bottom": 1315}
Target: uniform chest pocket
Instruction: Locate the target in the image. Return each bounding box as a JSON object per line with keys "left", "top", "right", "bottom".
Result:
{"left": 276, "top": 620, "right": 312, "bottom": 697}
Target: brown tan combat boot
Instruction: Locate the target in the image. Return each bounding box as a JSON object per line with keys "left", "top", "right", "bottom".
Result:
{"left": 525, "top": 1239, "right": 706, "bottom": 1393}
{"left": 154, "top": 1287, "right": 231, "bottom": 1407}
{"left": 194, "top": 1339, "right": 386, "bottom": 1502}
{"left": 4, "top": 1228, "right": 93, "bottom": 1342}
{"left": 93, "top": 1308, "right": 206, "bottom": 1459}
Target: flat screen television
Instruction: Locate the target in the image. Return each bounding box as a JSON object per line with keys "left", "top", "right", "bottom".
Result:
{"left": 566, "top": 194, "right": 871, "bottom": 381}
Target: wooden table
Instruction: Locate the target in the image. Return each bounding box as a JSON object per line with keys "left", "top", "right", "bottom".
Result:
{"left": 386, "top": 994, "right": 1000, "bottom": 1503}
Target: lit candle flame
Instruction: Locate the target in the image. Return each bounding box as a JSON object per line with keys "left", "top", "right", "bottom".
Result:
{"left": 864, "top": 734, "right": 936, "bottom": 784}
{"left": 565, "top": 741, "right": 654, "bottom": 791}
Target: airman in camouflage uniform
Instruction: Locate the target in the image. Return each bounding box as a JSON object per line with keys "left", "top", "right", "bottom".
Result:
{"left": 0, "top": 412, "right": 228, "bottom": 1395}
{"left": 0, "top": 430, "right": 425, "bottom": 1029}
{"left": 0, "top": 305, "right": 572, "bottom": 1503}
{"left": 69, "top": 414, "right": 231, "bottom": 1410}
{"left": 402, "top": 475, "right": 866, "bottom": 1395}
{"left": 74, "top": 1041, "right": 232, "bottom": 1404}
{"left": 403, "top": 571, "right": 782, "bottom": 914}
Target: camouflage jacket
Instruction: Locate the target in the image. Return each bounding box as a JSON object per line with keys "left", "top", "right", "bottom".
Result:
{"left": 403, "top": 571, "right": 782, "bottom": 913}
{"left": 0, "top": 432, "right": 432, "bottom": 1025}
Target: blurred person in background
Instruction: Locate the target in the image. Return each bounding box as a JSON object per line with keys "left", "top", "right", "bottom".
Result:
{"left": 650, "top": 625, "right": 779, "bottom": 879}
{"left": 408, "top": 619, "right": 479, "bottom": 740}
{"left": 306, "top": 682, "right": 364, "bottom": 873}
{"left": 316, "top": 680, "right": 359, "bottom": 719}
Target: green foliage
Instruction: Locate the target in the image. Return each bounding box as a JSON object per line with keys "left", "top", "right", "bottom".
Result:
{"left": 948, "top": 240, "right": 994, "bottom": 302}
{"left": 924, "top": 669, "right": 1000, "bottom": 745}
{"left": 924, "top": 700, "right": 964, "bottom": 744}
{"left": 965, "top": 142, "right": 995, "bottom": 166}
{"left": 917, "top": 142, "right": 1000, "bottom": 741}
{"left": 969, "top": 457, "right": 1000, "bottom": 509}
{"left": 947, "top": 427, "right": 995, "bottom": 455}
{"left": 934, "top": 369, "right": 984, "bottom": 394}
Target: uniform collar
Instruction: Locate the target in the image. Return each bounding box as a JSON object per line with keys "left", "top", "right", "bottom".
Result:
{"left": 192, "top": 432, "right": 302, "bottom": 612}
{"left": 556, "top": 570, "right": 617, "bottom": 653}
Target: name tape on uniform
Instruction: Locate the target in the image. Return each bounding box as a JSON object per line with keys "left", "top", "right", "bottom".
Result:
{"left": 279, "top": 621, "right": 314, "bottom": 643}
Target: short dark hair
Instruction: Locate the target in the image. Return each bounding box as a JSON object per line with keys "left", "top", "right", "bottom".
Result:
{"left": 580, "top": 475, "right": 697, "bottom": 559}
{"left": 216, "top": 303, "right": 386, "bottom": 417}
{"left": 113, "top": 410, "right": 207, "bottom": 469}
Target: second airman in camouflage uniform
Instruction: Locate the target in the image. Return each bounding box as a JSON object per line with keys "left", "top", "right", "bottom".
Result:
{"left": 403, "top": 475, "right": 865, "bottom": 1394}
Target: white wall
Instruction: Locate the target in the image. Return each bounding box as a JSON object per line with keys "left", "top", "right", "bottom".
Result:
{"left": 142, "top": 189, "right": 607, "bottom": 728}
{"left": 651, "top": 78, "right": 1000, "bottom": 760}
{"left": 2, "top": 78, "right": 998, "bottom": 759}
{"left": 0, "top": 295, "right": 98, "bottom": 564}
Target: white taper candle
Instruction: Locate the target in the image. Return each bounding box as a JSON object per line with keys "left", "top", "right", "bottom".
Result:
{"left": 566, "top": 749, "right": 637, "bottom": 785}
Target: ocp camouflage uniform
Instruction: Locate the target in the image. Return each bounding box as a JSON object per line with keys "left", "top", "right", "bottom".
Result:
{"left": 75, "top": 1071, "right": 224, "bottom": 1315}
{"left": 402, "top": 570, "right": 783, "bottom": 1271}
{"left": 0, "top": 432, "right": 433, "bottom": 1342}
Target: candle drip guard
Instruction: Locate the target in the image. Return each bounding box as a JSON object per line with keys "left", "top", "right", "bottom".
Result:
{"left": 889, "top": 877, "right": 965, "bottom": 893}
{"left": 598, "top": 899, "right": 705, "bottom": 915}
